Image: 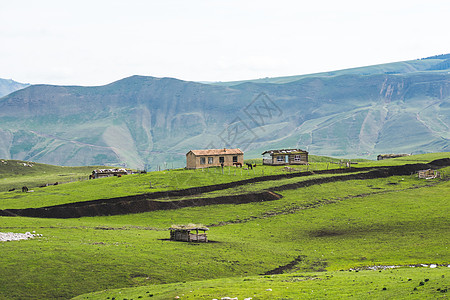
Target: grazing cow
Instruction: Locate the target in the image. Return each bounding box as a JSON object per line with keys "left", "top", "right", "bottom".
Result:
{"left": 233, "top": 162, "right": 242, "bottom": 168}
{"left": 22, "top": 186, "right": 28, "bottom": 192}
{"left": 246, "top": 163, "right": 253, "bottom": 170}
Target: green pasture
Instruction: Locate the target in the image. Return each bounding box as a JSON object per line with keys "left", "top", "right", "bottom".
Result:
{"left": 0, "top": 175, "right": 448, "bottom": 298}
{"left": 1, "top": 152, "right": 448, "bottom": 209}
{"left": 354, "top": 152, "right": 450, "bottom": 167}
{"left": 0, "top": 153, "right": 448, "bottom": 299}
{"left": 0, "top": 160, "right": 103, "bottom": 192}
{"left": 0, "top": 161, "right": 348, "bottom": 209}
{"left": 74, "top": 267, "right": 449, "bottom": 300}
{"left": 65, "top": 173, "right": 442, "bottom": 230}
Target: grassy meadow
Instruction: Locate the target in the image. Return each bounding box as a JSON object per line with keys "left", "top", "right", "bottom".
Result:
{"left": 0, "top": 159, "right": 103, "bottom": 192}
{"left": 0, "top": 153, "right": 449, "bottom": 299}
{"left": 72, "top": 268, "right": 449, "bottom": 300}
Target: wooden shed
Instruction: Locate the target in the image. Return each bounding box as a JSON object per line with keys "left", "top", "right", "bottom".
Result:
{"left": 262, "top": 149, "right": 308, "bottom": 165}
{"left": 186, "top": 148, "right": 244, "bottom": 169}
{"left": 169, "top": 225, "right": 209, "bottom": 242}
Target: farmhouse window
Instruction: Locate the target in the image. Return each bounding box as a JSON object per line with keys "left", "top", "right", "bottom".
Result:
{"left": 200, "top": 157, "right": 206, "bottom": 164}
{"left": 219, "top": 157, "right": 224, "bottom": 163}
{"left": 277, "top": 156, "right": 284, "bottom": 162}
{"left": 208, "top": 157, "right": 214, "bottom": 164}
{"left": 294, "top": 155, "right": 301, "bottom": 161}
{"left": 232, "top": 156, "right": 238, "bottom": 163}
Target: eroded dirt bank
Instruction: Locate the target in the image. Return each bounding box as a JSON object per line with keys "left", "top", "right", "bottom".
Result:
{"left": 0, "top": 191, "right": 282, "bottom": 218}
{"left": 0, "top": 158, "right": 448, "bottom": 218}
{"left": 272, "top": 158, "right": 449, "bottom": 192}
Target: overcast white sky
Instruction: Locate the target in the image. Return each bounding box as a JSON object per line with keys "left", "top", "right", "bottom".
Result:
{"left": 0, "top": 0, "right": 449, "bottom": 86}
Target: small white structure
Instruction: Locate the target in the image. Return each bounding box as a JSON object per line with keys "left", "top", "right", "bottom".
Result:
{"left": 417, "top": 169, "right": 439, "bottom": 179}
{"left": 91, "top": 168, "right": 129, "bottom": 179}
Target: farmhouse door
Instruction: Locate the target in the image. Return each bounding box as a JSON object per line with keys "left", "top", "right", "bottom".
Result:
{"left": 285, "top": 155, "right": 289, "bottom": 163}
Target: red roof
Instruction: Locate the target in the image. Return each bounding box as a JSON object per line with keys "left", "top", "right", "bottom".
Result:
{"left": 187, "top": 148, "right": 243, "bottom": 156}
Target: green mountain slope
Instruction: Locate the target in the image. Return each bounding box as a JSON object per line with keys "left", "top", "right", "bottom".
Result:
{"left": 0, "top": 56, "right": 449, "bottom": 169}
{"left": 210, "top": 54, "right": 450, "bottom": 85}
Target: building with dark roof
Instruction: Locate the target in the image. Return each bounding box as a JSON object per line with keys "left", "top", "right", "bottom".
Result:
{"left": 262, "top": 149, "right": 308, "bottom": 165}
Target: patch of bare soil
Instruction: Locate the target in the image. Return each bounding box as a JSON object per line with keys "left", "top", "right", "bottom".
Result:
{"left": 263, "top": 255, "right": 307, "bottom": 275}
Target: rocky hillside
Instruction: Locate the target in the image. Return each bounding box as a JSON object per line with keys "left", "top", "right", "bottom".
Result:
{"left": 0, "top": 56, "right": 449, "bottom": 169}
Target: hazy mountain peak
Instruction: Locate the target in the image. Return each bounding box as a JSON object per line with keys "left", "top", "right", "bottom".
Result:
{"left": 0, "top": 78, "right": 30, "bottom": 98}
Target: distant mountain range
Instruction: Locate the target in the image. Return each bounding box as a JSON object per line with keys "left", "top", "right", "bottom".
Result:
{"left": 0, "top": 55, "right": 449, "bottom": 169}
{"left": 0, "top": 78, "right": 29, "bottom": 98}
